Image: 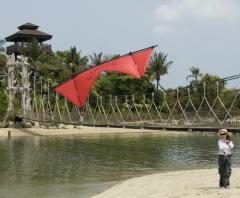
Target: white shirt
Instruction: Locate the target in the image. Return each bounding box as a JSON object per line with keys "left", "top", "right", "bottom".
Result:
{"left": 218, "top": 139, "right": 234, "bottom": 155}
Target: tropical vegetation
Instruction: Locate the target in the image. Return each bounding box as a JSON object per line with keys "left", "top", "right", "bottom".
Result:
{"left": 149, "top": 52, "right": 173, "bottom": 91}
{"left": 0, "top": 41, "right": 236, "bottom": 120}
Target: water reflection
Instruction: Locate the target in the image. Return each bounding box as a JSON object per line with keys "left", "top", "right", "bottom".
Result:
{"left": 0, "top": 132, "right": 239, "bottom": 198}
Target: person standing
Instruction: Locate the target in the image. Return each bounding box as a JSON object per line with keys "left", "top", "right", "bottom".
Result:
{"left": 218, "top": 129, "right": 234, "bottom": 188}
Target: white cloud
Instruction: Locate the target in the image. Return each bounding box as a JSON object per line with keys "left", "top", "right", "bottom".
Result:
{"left": 153, "top": 0, "right": 240, "bottom": 33}
{"left": 153, "top": 25, "right": 173, "bottom": 34}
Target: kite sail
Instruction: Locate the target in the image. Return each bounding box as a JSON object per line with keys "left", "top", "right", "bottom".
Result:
{"left": 55, "top": 46, "right": 156, "bottom": 107}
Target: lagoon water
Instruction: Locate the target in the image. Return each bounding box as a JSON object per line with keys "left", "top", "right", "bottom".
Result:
{"left": 0, "top": 132, "right": 240, "bottom": 198}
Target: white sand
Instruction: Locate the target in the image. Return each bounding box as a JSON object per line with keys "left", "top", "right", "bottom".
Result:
{"left": 0, "top": 126, "right": 192, "bottom": 137}
{"left": 92, "top": 168, "right": 240, "bottom": 198}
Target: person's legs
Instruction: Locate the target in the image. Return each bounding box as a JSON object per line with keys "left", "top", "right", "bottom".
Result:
{"left": 218, "top": 155, "right": 225, "bottom": 187}
{"left": 224, "top": 156, "right": 232, "bottom": 187}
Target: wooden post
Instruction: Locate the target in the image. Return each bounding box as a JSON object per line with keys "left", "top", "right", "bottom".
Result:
{"left": 8, "top": 130, "right": 11, "bottom": 139}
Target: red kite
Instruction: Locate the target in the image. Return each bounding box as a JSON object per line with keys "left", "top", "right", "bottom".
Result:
{"left": 55, "top": 46, "right": 156, "bottom": 107}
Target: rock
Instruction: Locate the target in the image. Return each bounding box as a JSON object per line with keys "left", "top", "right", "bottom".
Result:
{"left": 57, "top": 124, "right": 64, "bottom": 129}
{"left": 62, "top": 124, "right": 74, "bottom": 129}
{"left": 35, "top": 123, "right": 40, "bottom": 128}
{"left": 22, "top": 122, "right": 32, "bottom": 128}
{"left": 8, "top": 121, "right": 14, "bottom": 128}
{"left": 1, "top": 122, "right": 9, "bottom": 128}
{"left": 48, "top": 125, "right": 58, "bottom": 129}
{"left": 31, "top": 121, "right": 40, "bottom": 128}
{"left": 75, "top": 125, "right": 82, "bottom": 129}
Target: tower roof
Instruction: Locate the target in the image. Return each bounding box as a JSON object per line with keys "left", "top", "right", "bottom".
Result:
{"left": 18, "top": 23, "right": 39, "bottom": 30}
{"left": 5, "top": 23, "right": 52, "bottom": 42}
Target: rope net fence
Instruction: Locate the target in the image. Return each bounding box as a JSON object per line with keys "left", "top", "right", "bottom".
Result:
{"left": 19, "top": 74, "right": 240, "bottom": 129}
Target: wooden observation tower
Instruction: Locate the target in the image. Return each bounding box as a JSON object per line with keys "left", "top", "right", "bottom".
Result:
{"left": 5, "top": 22, "right": 52, "bottom": 57}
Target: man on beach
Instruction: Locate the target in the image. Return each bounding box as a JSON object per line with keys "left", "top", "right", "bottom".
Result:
{"left": 218, "top": 129, "right": 234, "bottom": 188}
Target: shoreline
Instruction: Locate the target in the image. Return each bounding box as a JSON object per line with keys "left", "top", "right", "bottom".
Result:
{"left": 91, "top": 168, "right": 240, "bottom": 198}
{"left": 0, "top": 126, "right": 195, "bottom": 138}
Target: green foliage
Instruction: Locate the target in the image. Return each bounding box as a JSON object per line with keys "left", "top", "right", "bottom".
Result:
{"left": 186, "top": 66, "right": 203, "bottom": 85}
{"left": 88, "top": 52, "right": 107, "bottom": 67}
{"left": 91, "top": 68, "right": 155, "bottom": 97}
{"left": 186, "top": 74, "right": 224, "bottom": 108}
{"left": 4, "top": 39, "right": 240, "bottom": 124}
{"left": 149, "top": 52, "right": 173, "bottom": 91}
{"left": 21, "top": 38, "right": 43, "bottom": 62}
{"left": 0, "top": 87, "right": 7, "bottom": 119}
{"left": 65, "top": 46, "right": 88, "bottom": 75}
{"left": 20, "top": 43, "right": 164, "bottom": 99}
{"left": 0, "top": 53, "right": 6, "bottom": 69}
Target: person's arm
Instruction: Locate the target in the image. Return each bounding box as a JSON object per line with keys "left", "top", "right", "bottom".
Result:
{"left": 229, "top": 141, "right": 234, "bottom": 149}
{"left": 218, "top": 140, "right": 224, "bottom": 150}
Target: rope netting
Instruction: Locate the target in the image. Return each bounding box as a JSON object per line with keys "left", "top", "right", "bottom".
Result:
{"left": 20, "top": 74, "right": 240, "bottom": 129}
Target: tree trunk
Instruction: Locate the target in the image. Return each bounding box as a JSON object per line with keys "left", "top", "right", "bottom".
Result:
{"left": 156, "top": 80, "right": 159, "bottom": 91}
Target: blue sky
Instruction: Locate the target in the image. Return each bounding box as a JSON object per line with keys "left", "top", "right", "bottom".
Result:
{"left": 1, "top": 0, "right": 240, "bottom": 88}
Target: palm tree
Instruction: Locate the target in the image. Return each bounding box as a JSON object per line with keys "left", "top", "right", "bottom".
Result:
{"left": 66, "top": 46, "right": 88, "bottom": 74}
{"left": 149, "top": 52, "right": 173, "bottom": 91}
{"left": 186, "top": 66, "right": 202, "bottom": 82}
{"left": 66, "top": 46, "right": 80, "bottom": 66}
{"left": 88, "top": 52, "right": 106, "bottom": 67}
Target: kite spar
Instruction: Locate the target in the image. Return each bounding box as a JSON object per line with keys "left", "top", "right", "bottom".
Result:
{"left": 55, "top": 45, "right": 157, "bottom": 107}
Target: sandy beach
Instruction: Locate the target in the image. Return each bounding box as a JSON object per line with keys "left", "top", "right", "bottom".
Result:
{"left": 0, "top": 125, "right": 193, "bottom": 137}
{"left": 91, "top": 168, "right": 240, "bottom": 198}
